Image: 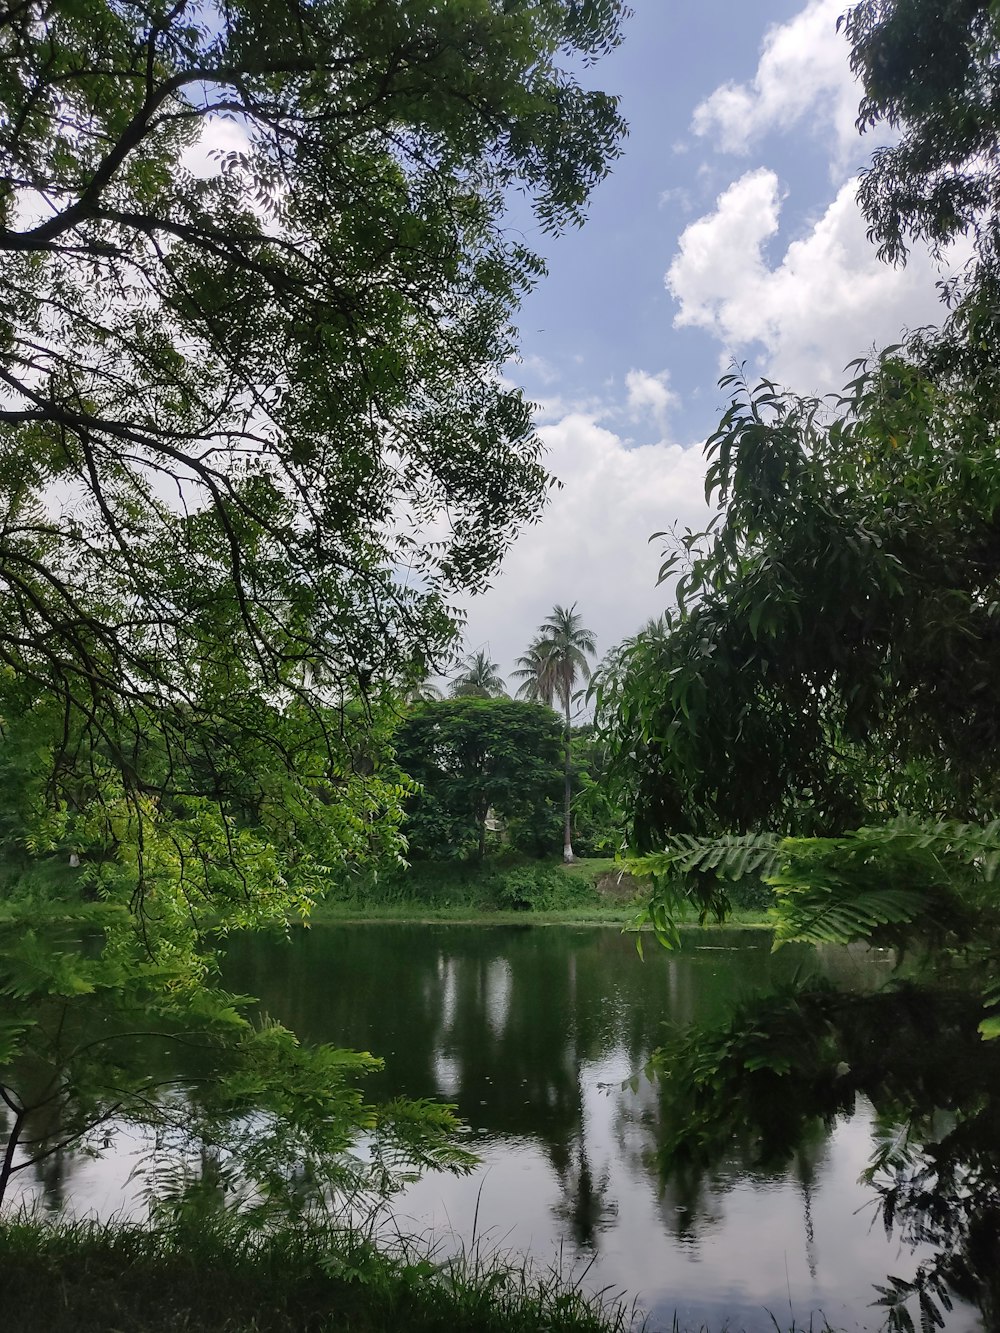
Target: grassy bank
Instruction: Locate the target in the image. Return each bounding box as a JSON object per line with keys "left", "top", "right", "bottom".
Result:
{"left": 0, "top": 1215, "right": 635, "bottom": 1333}
{"left": 0, "top": 1215, "right": 836, "bottom": 1333}
{"left": 0, "top": 854, "right": 775, "bottom": 930}
{"left": 305, "top": 900, "right": 773, "bottom": 929}
{"left": 307, "top": 857, "right": 774, "bottom": 929}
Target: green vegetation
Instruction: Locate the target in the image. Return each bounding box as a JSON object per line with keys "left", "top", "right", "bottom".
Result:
{"left": 312, "top": 856, "right": 640, "bottom": 921}
{"left": 589, "top": 4, "right": 1000, "bottom": 1327}
{"left": 5, "top": 1, "right": 1000, "bottom": 1330}
{"left": 394, "top": 698, "right": 565, "bottom": 863}
{"left": 514, "top": 604, "right": 598, "bottom": 863}
{"left": 0, "top": 1214, "right": 635, "bottom": 1333}
{"left": 0, "top": 0, "right": 631, "bottom": 1294}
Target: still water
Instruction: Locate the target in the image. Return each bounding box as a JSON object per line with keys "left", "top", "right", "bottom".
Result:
{"left": 11, "top": 924, "right": 981, "bottom": 1331}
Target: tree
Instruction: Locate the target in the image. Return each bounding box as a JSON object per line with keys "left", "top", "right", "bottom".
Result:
{"left": 846, "top": 0, "right": 1000, "bottom": 278}
{"left": 447, "top": 650, "right": 507, "bottom": 700}
{"left": 519, "top": 605, "right": 596, "bottom": 862}
{"left": 0, "top": 0, "right": 628, "bottom": 903}
{"left": 595, "top": 355, "right": 1000, "bottom": 850}
{"left": 0, "top": 0, "right": 628, "bottom": 1214}
{"left": 845, "top": 0, "right": 1000, "bottom": 452}
{"left": 512, "top": 639, "right": 558, "bottom": 706}
{"left": 590, "top": 10, "right": 1000, "bottom": 1320}
{"left": 394, "top": 697, "right": 562, "bottom": 861}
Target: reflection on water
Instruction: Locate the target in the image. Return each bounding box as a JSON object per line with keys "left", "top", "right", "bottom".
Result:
{"left": 8, "top": 925, "right": 982, "bottom": 1331}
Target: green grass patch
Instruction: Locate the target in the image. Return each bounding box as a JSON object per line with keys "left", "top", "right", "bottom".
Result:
{"left": 0, "top": 1214, "right": 636, "bottom": 1333}
{"left": 309, "top": 857, "right": 774, "bottom": 930}
{"left": 556, "top": 857, "right": 619, "bottom": 881}
{"left": 322, "top": 858, "right": 626, "bottom": 915}
{"left": 307, "top": 900, "right": 639, "bottom": 926}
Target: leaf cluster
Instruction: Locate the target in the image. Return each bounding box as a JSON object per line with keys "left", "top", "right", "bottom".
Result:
{"left": 0, "top": 0, "right": 628, "bottom": 877}
{"left": 394, "top": 696, "right": 564, "bottom": 860}
{"left": 595, "top": 356, "right": 1000, "bottom": 846}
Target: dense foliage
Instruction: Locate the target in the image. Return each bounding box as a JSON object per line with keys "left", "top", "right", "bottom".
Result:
{"left": 394, "top": 697, "right": 564, "bottom": 862}
{"left": 594, "top": 356, "right": 1000, "bottom": 845}
{"left": 590, "top": 4, "right": 1000, "bottom": 1326}
{"left": 0, "top": 0, "right": 627, "bottom": 901}
{"left": 0, "top": 0, "right": 628, "bottom": 1217}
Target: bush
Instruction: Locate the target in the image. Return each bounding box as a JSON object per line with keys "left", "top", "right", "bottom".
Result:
{"left": 324, "top": 860, "right": 604, "bottom": 914}
{"left": 725, "top": 876, "right": 776, "bottom": 912}
{"left": 488, "top": 866, "right": 593, "bottom": 912}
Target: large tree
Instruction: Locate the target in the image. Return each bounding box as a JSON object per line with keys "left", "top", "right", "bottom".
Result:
{"left": 395, "top": 697, "right": 562, "bottom": 861}
{"left": 591, "top": 6, "right": 1000, "bottom": 1323}
{"left": 594, "top": 359, "right": 1000, "bottom": 849}
{"left": 0, "top": 0, "right": 627, "bottom": 905}
{"left": 0, "top": 0, "right": 628, "bottom": 1213}
{"left": 517, "top": 605, "right": 595, "bottom": 862}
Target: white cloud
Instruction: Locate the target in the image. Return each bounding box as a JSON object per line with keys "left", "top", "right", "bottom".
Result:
{"left": 517, "top": 353, "right": 560, "bottom": 385}
{"left": 666, "top": 169, "right": 960, "bottom": 396}
{"left": 180, "top": 115, "right": 253, "bottom": 178}
{"left": 453, "top": 414, "right": 712, "bottom": 683}
{"left": 625, "top": 369, "right": 678, "bottom": 431}
{"left": 691, "top": 0, "right": 864, "bottom": 170}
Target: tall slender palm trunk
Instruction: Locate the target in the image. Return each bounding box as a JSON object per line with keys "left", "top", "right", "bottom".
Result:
{"left": 563, "top": 692, "right": 574, "bottom": 863}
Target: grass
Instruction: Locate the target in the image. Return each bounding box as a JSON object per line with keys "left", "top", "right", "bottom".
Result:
{"left": 0, "top": 851, "right": 775, "bottom": 932}
{"left": 0, "top": 1213, "right": 638, "bottom": 1333}
{"left": 306, "top": 899, "right": 641, "bottom": 926}
{"left": 0, "top": 1214, "right": 842, "bottom": 1333}
{"left": 306, "top": 857, "right": 774, "bottom": 929}
{"left": 556, "top": 857, "right": 620, "bottom": 881}
{"left": 304, "top": 900, "right": 774, "bottom": 929}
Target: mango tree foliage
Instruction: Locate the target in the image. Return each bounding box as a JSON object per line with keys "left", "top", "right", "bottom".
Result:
{"left": 593, "top": 354, "right": 1000, "bottom": 1332}
{"left": 846, "top": 0, "right": 1000, "bottom": 274}
{"left": 595, "top": 359, "right": 1000, "bottom": 849}
{"left": 594, "top": 6, "right": 1000, "bottom": 1323}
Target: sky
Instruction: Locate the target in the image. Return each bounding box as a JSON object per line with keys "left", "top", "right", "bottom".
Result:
{"left": 451, "top": 0, "right": 959, "bottom": 691}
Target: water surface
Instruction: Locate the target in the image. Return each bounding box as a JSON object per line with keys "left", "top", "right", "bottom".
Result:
{"left": 12, "top": 924, "right": 980, "bottom": 1331}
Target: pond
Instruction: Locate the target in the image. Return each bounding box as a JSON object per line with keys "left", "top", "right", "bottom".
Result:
{"left": 9, "top": 923, "right": 983, "bottom": 1331}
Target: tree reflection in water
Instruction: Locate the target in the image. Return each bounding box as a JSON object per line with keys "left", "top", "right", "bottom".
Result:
{"left": 9, "top": 925, "right": 988, "bottom": 1331}
{"left": 645, "top": 981, "right": 1000, "bottom": 1330}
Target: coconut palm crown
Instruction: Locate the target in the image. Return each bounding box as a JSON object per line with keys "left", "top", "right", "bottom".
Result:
{"left": 448, "top": 649, "right": 507, "bottom": 699}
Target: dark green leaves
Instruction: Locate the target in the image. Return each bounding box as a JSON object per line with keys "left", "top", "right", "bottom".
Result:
{"left": 596, "top": 352, "right": 1000, "bottom": 848}
{"left": 395, "top": 697, "right": 564, "bottom": 861}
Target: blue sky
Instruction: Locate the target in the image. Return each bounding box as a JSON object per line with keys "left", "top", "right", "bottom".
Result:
{"left": 452, "top": 0, "right": 958, "bottom": 691}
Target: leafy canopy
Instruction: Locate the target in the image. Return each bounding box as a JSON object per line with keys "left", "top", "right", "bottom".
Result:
{"left": 0, "top": 0, "right": 628, "bottom": 898}
{"left": 595, "top": 357, "right": 1000, "bottom": 848}
{"left": 394, "top": 697, "right": 563, "bottom": 861}
{"left": 0, "top": 0, "right": 629, "bottom": 1216}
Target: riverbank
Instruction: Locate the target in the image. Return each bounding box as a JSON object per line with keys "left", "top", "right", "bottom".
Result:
{"left": 0, "top": 1214, "right": 834, "bottom": 1333}
{"left": 306, "top": 856, "right": 773, "bottom": 929}
{"left": 0, "top": 854, "right": 774, "bottom": 931}
{"left": 304, "top": 900, "right": 773, "bottom": 928}
{"left": 0, "top": 1214, "right": 634, "bottom": 1333}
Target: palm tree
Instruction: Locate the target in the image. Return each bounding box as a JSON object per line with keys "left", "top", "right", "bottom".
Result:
{"left": 448, "top": 649, "right": 507, "bottom": 698}
{"left": 512, "top": 638, "right": 558, "bottom": 706}
{"left": 519, "top": 604, "right": 596, "bottom": 862}
{"left": 400, "top": 676, "right": 442, "bottom": 705}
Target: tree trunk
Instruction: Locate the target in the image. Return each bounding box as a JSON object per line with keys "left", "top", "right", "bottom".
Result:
{"left": 563, "top": 693, "right": 574, "bottom": 864}
{"left": 0, "top": 1090, "right": 24, "bottom": 1207}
